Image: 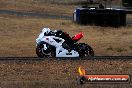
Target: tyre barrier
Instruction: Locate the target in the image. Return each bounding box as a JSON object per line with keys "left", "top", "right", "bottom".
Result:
{"left": 73, "top": 7, "right": 126, "bottom": 27}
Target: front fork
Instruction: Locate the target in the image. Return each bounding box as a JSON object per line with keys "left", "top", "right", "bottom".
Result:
{"left": 43, "top": 44, "right": 47, "bottom": 50}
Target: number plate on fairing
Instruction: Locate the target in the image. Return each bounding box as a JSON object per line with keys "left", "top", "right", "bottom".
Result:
{"left": 66, "top": 53, "right": 72, "bottom": 55}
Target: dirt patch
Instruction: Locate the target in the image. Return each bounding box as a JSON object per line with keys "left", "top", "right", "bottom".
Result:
{"left": 0, "top": 59, "right": 131, "bottom": 88}
{"left": 0, "top": 15, "right": 131, "bottom": 56}
{"left": 0, "top": 0, "right": 76, "bottom": 16}
{"left": 0, "top": 1, "right": 131, "bottom": 88}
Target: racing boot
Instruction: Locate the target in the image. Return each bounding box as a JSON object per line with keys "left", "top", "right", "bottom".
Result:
{"left": 62, "top": 42, "right": 72, "bottom": 52}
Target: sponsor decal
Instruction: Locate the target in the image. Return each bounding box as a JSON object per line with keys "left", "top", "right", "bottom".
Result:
{"left": 78, "top": 66, "right": 130, "bottom": 84}
{"left": 66, "top": 53, "right": 72, "bottom": 55}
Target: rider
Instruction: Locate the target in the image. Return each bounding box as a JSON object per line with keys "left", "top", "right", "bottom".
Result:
{"left": 41, "top": 28, "right": 75, "bottom": 50}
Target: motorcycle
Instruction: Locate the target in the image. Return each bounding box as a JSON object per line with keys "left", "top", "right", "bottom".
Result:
{"left": 36, "top": 28, "right": 94, "bottom": 58}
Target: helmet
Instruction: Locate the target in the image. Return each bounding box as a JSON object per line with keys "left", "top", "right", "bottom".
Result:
{"left": 42, "top": 28, "right": 51, "bottom": 35}
{"left": 53, "top": 30, "right": 63, "bottom": 37}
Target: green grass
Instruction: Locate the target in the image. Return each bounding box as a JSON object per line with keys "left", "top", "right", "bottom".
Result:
{"left": 107, "top": 46, "right": 114, "bottom": 51}
{"left": 115, "top": 48, "right": 127, "bottom": 52}
{"left": 129, "top": 46, "right": 132, "bottom": 49}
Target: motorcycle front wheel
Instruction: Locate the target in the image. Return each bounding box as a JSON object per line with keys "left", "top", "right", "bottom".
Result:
{"left": 36, "top": 41, "right": 55, "bottom": 58}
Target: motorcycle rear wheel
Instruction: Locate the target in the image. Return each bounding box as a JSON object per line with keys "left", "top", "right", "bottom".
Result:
{"left": 77, "top": 43, "right": 94, "bottom": 57}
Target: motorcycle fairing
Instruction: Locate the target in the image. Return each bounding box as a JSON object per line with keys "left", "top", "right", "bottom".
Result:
{"left": 56, "top": 46, "right": 79, "bottom": 57}
{"left": 40, "top": 36, "right": 63, "bottom": 47}
{"left": 40, "top": 36, "right": 79, "bottom": 57}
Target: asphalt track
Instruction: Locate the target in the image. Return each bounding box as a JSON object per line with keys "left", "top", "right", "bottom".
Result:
{"left": 0, "top": 9, "right": 72, "bottom": 20}
{"left": 0, "top": 9, "right": 132, "bottom": 24}
{"left": 0, "top": 56, "right": 131, "bottom": 60}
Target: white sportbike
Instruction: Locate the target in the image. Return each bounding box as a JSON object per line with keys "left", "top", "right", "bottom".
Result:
{"left": 36, "top": 28, "right": 94, "bottom": 58}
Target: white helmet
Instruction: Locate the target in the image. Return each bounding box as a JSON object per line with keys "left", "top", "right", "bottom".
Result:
{"left": 42, "top": 28, "right": 51, "bottom": 35}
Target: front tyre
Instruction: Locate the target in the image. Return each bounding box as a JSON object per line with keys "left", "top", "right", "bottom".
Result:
{"left": 36, "top": 42, "right": 55, "bottom": 58}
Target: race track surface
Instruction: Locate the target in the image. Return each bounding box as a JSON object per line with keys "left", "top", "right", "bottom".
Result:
{"left": 0, "top": 9, "right": 72, "bottom": 20}
{"left": 0, "top": 9, "right": 132, "bottom": 25}
{"left": 0, "top": 57, "right": 131, "bottom": 88}
{"left": 0, "top": 56, "right": 131, "bottom": 60}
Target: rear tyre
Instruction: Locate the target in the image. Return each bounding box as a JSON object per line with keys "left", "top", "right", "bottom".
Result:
{"left": 84, "top": 44, "right": 94, "bottom": 57}
{"left": 36, "top": 42, "right": 55, "bottom": 58}
{"left": 77, "top": 43, "right": 94, "bottom": 57}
